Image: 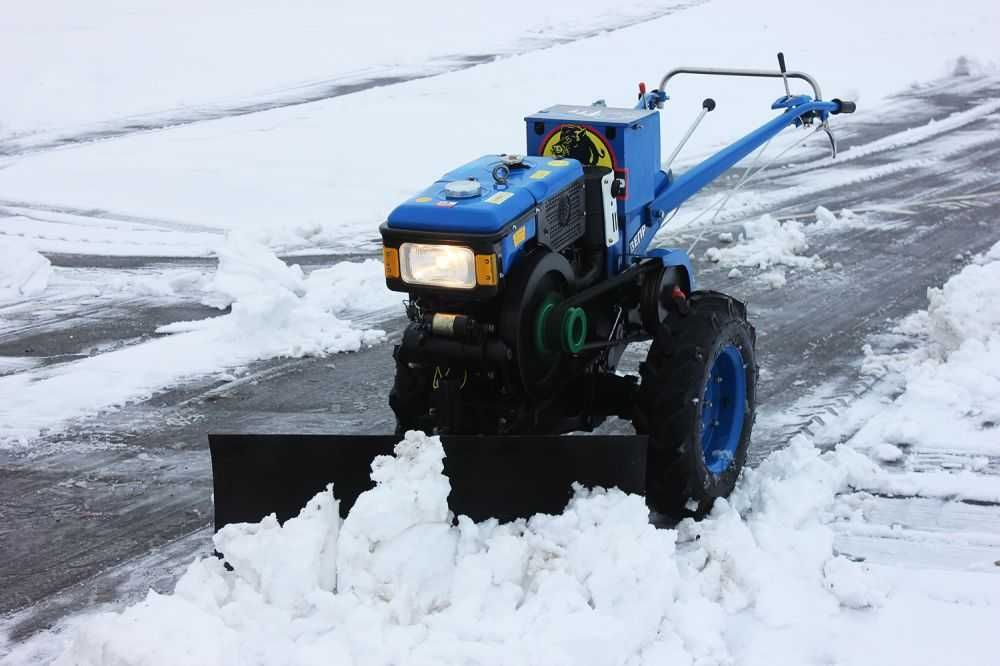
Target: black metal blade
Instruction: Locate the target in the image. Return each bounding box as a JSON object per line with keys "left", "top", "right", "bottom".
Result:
{"left": 209, "top": 433, "right": 648, "bottom": 528}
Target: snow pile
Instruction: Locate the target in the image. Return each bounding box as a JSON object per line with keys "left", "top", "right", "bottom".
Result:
{"left": 703, "top": 214, "right": 823, "bottom": 270}
{"left": 703, "top": 208, "right": 875, "bottom": 288}
{"left": 848, "top": 239, "right": 1000, "bottom": 461}
{"left": 0, "top": 236, "right": 399, "bottom": 444}
{"left": 923, "top": 242, "right": 1000, "bottom": 354}
{"left": 811, "top": 205, "right": 868, "bottom": 233}
{"left": 53, "top": 430, "right": 901, "bottom": 666}
{"left": 160, "top": 234, "right": 397, "bottom": 360}
{"left": 703, "top": 214, "right": 826, "bottom": 288}
{"left": 0, "top": 238, "right": 51, "bottom": 303}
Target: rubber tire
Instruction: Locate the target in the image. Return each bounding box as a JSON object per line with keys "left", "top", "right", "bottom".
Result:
{"left": 635, "top": 291, "right": 757, "bottom": 519}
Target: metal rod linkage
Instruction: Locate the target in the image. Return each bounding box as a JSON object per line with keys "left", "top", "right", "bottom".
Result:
{"left": 663, "top": 98, "right": 716, "bottom": 172}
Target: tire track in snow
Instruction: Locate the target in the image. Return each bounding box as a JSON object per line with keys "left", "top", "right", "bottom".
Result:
{"left": 0, "top": 2, "right": 705, "bottom": 160}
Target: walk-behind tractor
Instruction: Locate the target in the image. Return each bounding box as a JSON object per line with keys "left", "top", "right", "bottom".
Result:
{"left": 210, "top": 56, "right": 855, "bottom": 527}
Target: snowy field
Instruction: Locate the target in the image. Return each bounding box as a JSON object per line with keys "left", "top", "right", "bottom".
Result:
{"left": 2, "top": 0, "right": 1000, "bottom": 663}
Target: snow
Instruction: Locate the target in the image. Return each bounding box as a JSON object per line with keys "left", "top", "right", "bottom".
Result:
{"left": 845, "top": 239, "right": 1000, "bottom": 458}
{"left": 45, "top": 433, "right": 996, "bottom": 665}
{"left": 699, "top": 206, "right": 886, "bottom": 286}
{"left": 0, "top": 236, "right": 400, "bottom": 446}
{"left": 702, "top": 213, "right": 825, "bottom": 272}
{"left": 0, "top": 238, "right": 51, "bottom": 303}
{"left": 1, "top": 0, "right": 688, "bottom": 141}
{"left": 2, "top": 1, "right": 1000, "bottom": 661}
{"left": 40, "top": 433, "right": 853, "bottom": 665}
{"left": 0, "top": 209, "right": 223, "bottom": 257}
{"left": 873, "top": 443, "right": 904, "bottom": 463}
{"left": 2, "top": 0, "right": 998, "bottom": 254}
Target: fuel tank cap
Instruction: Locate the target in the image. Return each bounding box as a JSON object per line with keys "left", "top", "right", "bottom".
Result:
{"left": 444, "top": 179, "right": 483, "bottom": 199}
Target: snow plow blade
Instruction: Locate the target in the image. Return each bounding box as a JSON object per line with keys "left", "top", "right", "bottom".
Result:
{"left": 209, "top": 433, "right": 647, "bottom": 528}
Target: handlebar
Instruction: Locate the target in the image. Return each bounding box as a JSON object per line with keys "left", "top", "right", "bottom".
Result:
{"left": 659, "top": 66, "right": 825, "bottom": 101}
{"left": 831, "top": 98, "right": 856, "bottom": 114}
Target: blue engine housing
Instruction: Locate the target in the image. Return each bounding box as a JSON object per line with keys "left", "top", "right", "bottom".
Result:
{"left": 383, "top": 105, "right": 694, "bottom": 289}
{"left": 387, "top": 155, "right": 583, "bottom": 235}
{"left": 386, "top": 154, "right": 587, "bottom": 277}
{"left": 524, "top": 104, "right": 685, "bottom": 281}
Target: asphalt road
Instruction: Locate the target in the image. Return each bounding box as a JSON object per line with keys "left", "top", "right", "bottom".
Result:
{"left": 1, "top": 74, "right": 998, "bottom": 646}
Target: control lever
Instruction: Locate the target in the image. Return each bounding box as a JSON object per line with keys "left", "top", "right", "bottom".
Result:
{"left": 663, "top": 98, "right": 716, "bottom": 172}
{"left": 777, "top": 52, "right": 791, "bottom": 98}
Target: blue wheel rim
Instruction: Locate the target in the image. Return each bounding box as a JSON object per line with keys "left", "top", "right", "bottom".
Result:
{"left": 700, "top": 345, "right": 746, "bottom": 475}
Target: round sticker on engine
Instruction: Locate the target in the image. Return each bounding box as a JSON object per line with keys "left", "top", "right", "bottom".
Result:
{"left": 540, "top": 124, "right": 615, "bottom": 168}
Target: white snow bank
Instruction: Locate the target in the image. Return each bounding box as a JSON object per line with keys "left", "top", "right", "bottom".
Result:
{"left": 48, "top": 432, "right": 872, "bottom": 666}
{"left": 848, "top": 238, "right": 1000, "bottom": 458}
{"left": 0, "top": 238, "right": 51, "bottom": 303}
{"left": 50, "top": 429, "right": 998, "bottom": 666}
{"left": 0, "top": 236, "right": 400, "bottom": 445}
{"left": 200, "top": 235, "right": 393, "bottom": 315}
{"left": 159, "top": 235, "right": 399, "bottom": 357}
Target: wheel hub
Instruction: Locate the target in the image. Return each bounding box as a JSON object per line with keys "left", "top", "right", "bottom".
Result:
{"left": 700, "top": 345, "right": 746, "bottom": 475}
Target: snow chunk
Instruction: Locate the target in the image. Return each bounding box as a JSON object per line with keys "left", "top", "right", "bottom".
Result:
{"left": 873, "top": 443, "right": 904, "bottom": 463}
{"left": 701, "top": 214, "right": 825, "bottom": 272}
{"left": 336, "top": 431, "right": 457, "bottom": 621}
{"left": 210, "top": 486, "right": 341, "bottom": 612}
{"left": 203, "top": 233, "right": 306, "bottom": 309}
{"left": 924, "top": 252, "right": 1000, "bottom": 354}
{"left": 811, "top": 206, "right": 869, "bottom": 233}
{"left": 823, "top": 556, "right": 887, "bottom": 609}
{"left": 0, "top": 237, "right": 51, "bottom": 303}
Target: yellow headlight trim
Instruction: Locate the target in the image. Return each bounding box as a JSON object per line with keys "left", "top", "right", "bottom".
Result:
{"left": 475, "top": 254, "right": 498, "bottom": 286}
{"left": 383, "top": 246, "right": 400, "bottom": 279}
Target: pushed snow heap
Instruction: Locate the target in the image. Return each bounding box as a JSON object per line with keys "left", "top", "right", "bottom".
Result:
{"left": 57, "top": 431, "right": 888, "bottom": 666}
{"left": 161, "top": 233, "right": 396, "bottom": 359}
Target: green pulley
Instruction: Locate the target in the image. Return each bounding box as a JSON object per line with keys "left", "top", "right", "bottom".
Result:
{"left": 534, "top": 295, "right": 587, "bottom": 356}
{"left": 561, "top": 306, "right": 587, "bottom": 354}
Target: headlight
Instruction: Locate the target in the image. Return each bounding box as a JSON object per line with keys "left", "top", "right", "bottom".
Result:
{"left": 399, "top": 243, "right": 476, "bottom": 289}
